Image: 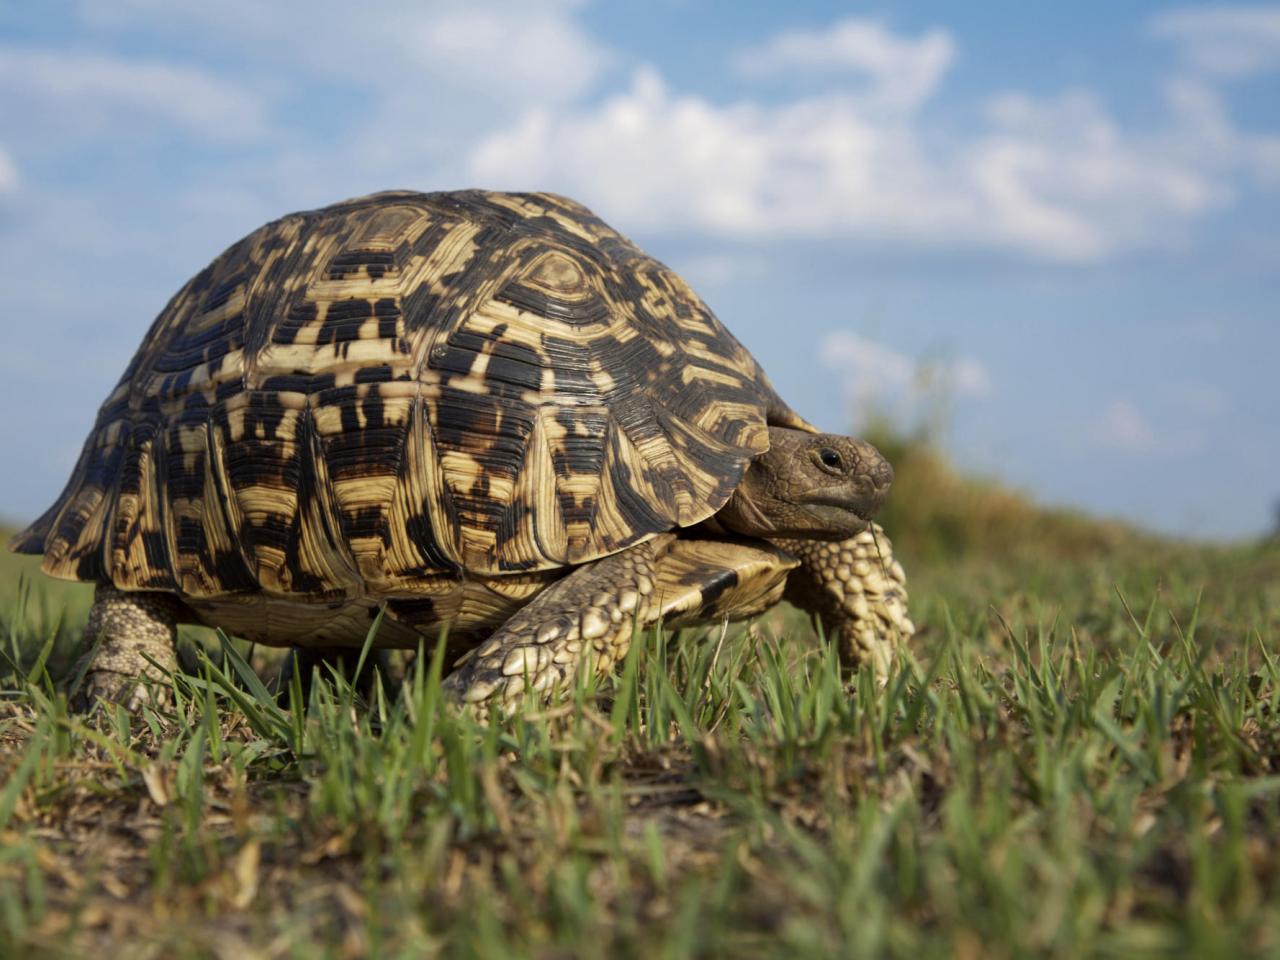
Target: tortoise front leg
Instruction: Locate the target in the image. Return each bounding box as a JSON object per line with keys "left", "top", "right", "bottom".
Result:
{"left": 73, "top": 584, "right": 183, "bottom": 712}
{"left": 774, "top": 524, "right": 914, "bottom": 680}
{"left": 443, "top": 536, "right": 669, "bottom": 710}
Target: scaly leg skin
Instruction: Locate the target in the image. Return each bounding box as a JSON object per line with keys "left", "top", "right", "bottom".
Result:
{"left": 774, "top": 523, "right": 914, "bottom": 681}
{"left": 73, "top": 584, "right": 183, "bottom": 713}
{"left": 442, "top": 536, "right": 668, "bottom": 715}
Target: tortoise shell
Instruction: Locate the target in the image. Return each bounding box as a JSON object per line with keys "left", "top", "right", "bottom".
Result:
{"left": 15, "top": 191, "right": 811, "bottom": 602}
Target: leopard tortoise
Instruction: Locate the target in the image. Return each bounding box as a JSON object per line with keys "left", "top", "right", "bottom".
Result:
{"left": 10, "top": 190, "right": 913, "bottom": 711}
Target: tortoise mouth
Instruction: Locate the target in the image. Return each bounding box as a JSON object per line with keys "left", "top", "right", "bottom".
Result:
{"left": 799, "top": 492, "right": 881, "bottom": 523}
{"left": 796, "top": 499, "right": 876, "bottom": 530}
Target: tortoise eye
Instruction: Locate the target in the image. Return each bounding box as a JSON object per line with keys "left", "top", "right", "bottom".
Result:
{"left": 818, "top": 448, "right": 843, "bottom": 470}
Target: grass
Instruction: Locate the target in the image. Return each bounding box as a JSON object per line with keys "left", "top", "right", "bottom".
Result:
{"left": 2, "top": 448, "right": 1279, "bottom": 958}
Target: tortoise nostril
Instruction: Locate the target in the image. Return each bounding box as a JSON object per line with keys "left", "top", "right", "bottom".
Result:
{"left": 873, "top": 458, "right": 894, "bottom": 489}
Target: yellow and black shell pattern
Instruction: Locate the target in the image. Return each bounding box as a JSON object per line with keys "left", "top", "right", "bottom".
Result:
{"left": 14, "top": 191, "right": 808, "bottom": 603}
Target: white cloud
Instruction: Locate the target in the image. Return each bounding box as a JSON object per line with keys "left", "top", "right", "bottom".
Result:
{"left": 471, "top": 68, "right": 940, "bottom": 236}
{"left": 0, "top": 148, "right": 18, "bottom": 194}
{"left": 43, "top": 0, "right": 614, "bottom": 218}
{"left": 1093, "top": 400, "right": 1158, "bottom": 452}
{"left": 1163, "top": 75, "right": 1280, "bottom": 186}
{"left": 75, "top": 0, "right": 605, "bottom": 110}
{"left": 1090, "top": 391, "right": 1227, "bottom": 458}
{"left": 5, "top": 7, "right": 1266, "bottom": 265}
{"left": 944, "top": 357, "right": 993, "bottom": 397}
{"left": 1162, "top": 383, "right": 1229, "bottom": 417}
{"left": 675, "top": 252, "right": 770, "bottom": 289}
{"left": 4, "top": 5, "right": 1277, "bottom": 277}
{"left": 1173, "top": 318, "right": 1229, "bottom": 344}
{"left": 733, "top": 18, "right": 955, "bottom": 110}
{"left": 821, "top": 332, "right": 917, "bottom": 402}
{"left": 467, "top": 11, "right": 1280, "bottom": 262}
{"left": 819, "top": 331, "right": 990, "bottom": 427}
{"left": 396, "top": 7, "right": 609, "bottom": 106}
{"left": 470, "top": 64, "right": 1225, "bottom": 261}
{"left": 0, "top": 47, "right": 267, "bottom": 142}
{"left": 966, "top": 90, "right": 1224, "bottom": 259}
{"left": 1148, "top": 8, "right": 1280, "bottom": 186}
{"left": 1150, "top": 6, "right": 1280, "bottom": 77}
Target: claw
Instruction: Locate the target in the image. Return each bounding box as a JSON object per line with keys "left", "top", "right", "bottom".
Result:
{"left": 74, "top": 670, "right": 169, "bottom": 714}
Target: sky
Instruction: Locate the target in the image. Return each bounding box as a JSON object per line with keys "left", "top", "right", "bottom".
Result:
{"left": 0, "top": 1, "right": 1277, "bottom": 539}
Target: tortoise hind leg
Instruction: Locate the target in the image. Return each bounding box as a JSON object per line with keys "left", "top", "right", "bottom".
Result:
{"left": 74, "top": 584, "right": 183, "bottom": 712}
{"left": 443, "top": 536, "right": 669, "bottom": 710}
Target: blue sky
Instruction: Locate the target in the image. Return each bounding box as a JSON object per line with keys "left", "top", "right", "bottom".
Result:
{"left": 1, "top": 1, "right": 1277, "bottom": 538}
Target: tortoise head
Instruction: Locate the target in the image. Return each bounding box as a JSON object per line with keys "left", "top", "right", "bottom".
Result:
{"left": 715, "top": 427, "right": 892, "bottom": 540}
